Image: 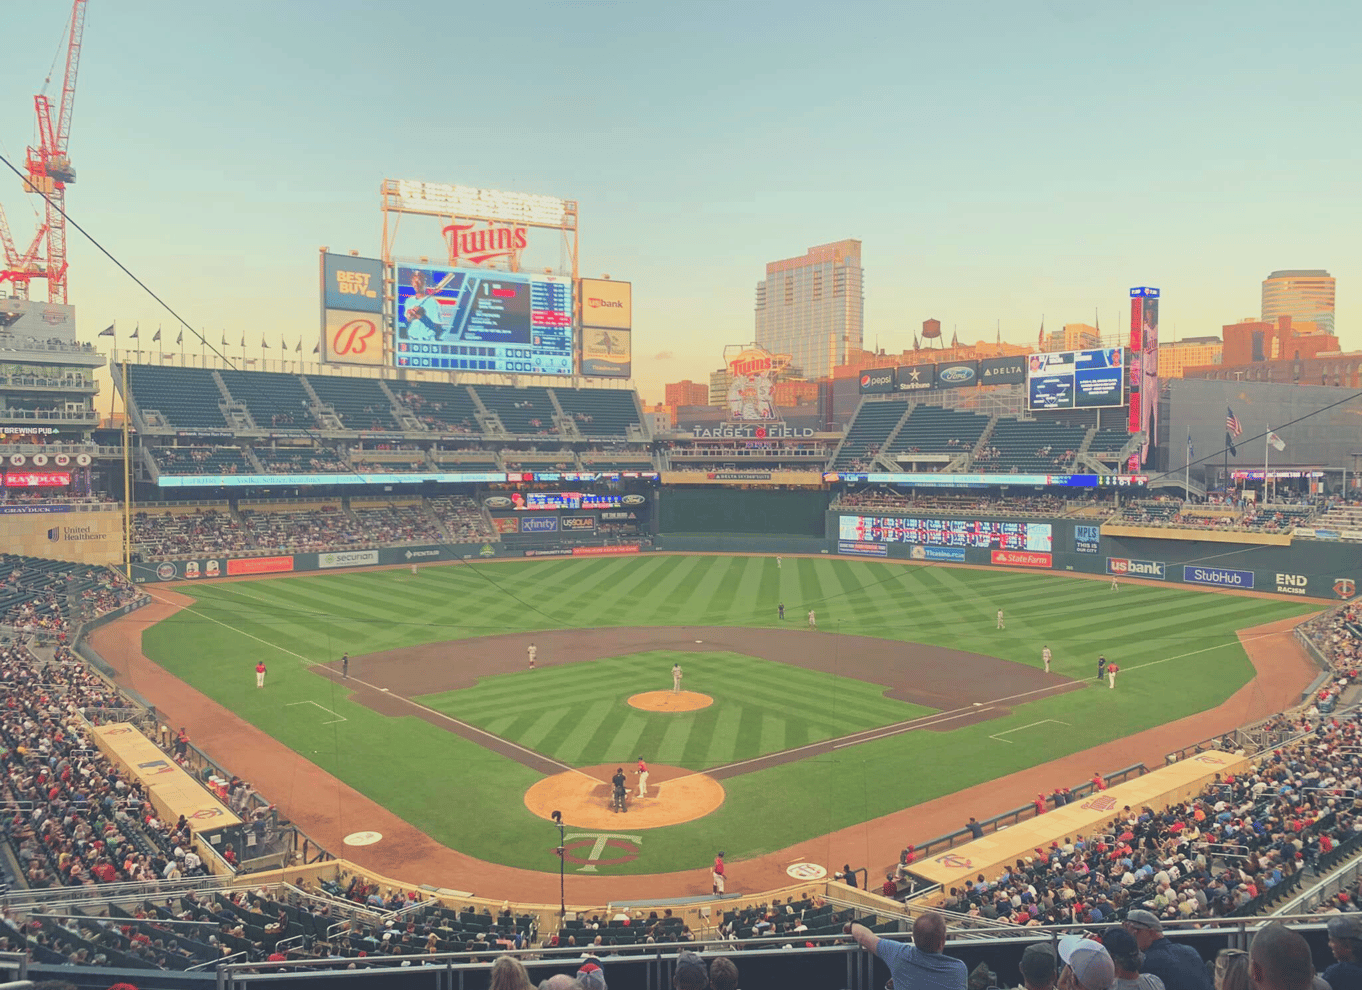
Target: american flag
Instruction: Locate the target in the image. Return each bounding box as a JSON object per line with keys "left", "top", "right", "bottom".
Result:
{"left": 1226, "top": 407, "right": 1243, "bottom": 438}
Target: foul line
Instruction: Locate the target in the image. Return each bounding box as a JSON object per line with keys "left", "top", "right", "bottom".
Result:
{"left": 1118, "top": 631, "right": 1277, "bottom": 673}
{"left": 990, "top": 719, "right": 1069, "bottom": 744}
{"left": 286, "top": 700, "right": 347, "bottom": 725}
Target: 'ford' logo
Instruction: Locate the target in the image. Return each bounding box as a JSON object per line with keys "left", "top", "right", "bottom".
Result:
{"left": 621, "top": 494, "right": 646, "bottom": 506}
{"left": 484, "top": 496, "right": 513, "bottom": 509}
{"left": 940, "top": 366, "right": 975, "bottom": 383}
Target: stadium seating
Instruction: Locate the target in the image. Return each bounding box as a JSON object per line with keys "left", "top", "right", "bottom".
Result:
{"left": 152, "top": 445, "right": 253, "bottom": 476}
{"left": 1088, "top": 425, "right": 1134, "bottom": 456}
{"left": 428, "top": 495, "right": 495, "bottom": 542}
{"left": 124, "top": 365, "right": 228, "bottom": 431}
{"left": 889, "top": 404, "right": 990, "bottom": 456}
{"left": 217, "top": 369, "right": 313, "bottom": 430}
{"left": 254, "top": 445, "right": 348, "bottom": 474}
{"left": 131, "top": 507, "right": 251, "bottom": 559}
{"left": 238, "top": 505, "right": 356, "bottom": 553}
{"left": 831, "top": 399, "right": 907, "bottom": 470}
{"left": 348, "top": 501, "right": 444, "bottom": 543}
{"left": 431, "top": 446, "right": 500, "bottom": 466}
{"left": 1311, "top": 501, "right": 1362, "bottom": 535}
{"left": 552, "top": 387, "right": 643, "bottom": 437}
{"left": 975, "top": 417, "right": 1088, "bottom": 472}
{"left": 304, "top": 375, "right": 402, "bottom": 431}
{"left": 472, "top": 384, "right": 557, "bottom": 435}
{"left": 393, "top": 382, "right": 481, "bottom": 434}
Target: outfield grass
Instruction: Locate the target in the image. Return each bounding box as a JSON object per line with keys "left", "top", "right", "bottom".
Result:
{"left": 420, "top": 650, "right": 935, "bottom": 769}
{"left": 141, "top": 555, "right": 1316, "bottom": 874}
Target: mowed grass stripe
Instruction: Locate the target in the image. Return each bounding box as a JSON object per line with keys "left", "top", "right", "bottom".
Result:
{"left": 703, "top": 708, "right": 744, "bottom": 765}
{"left": 554, "top": 700, "right": 616, "bottom": 764}
{"left": 655, "top": 714, "right": 697, "bottom": 765}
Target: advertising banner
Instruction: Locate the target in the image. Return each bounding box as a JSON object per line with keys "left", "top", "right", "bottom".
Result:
{"left": 315, "top": 307, "right": 383, "bottom": 367}
{"left": 1273, "top": 572, "right": 1310, "bottom": 595}
{"left": 521, "top": 517, "right": 559, "bottom": 533}
{"left": 322, "top": 254, "right": 384, "bottom": 313}
{"left": 859, "top": 368, "right": 896, "bottom": 393}
{"left": 571, "top": 545, "right": 640, "bottom": 556}
{"left": 1106, "top": 557, "right": 1166, "bottom": 579}
{"left": 725, "top": 345, "right": 788, "bottom": 420}
{"left": 160, "top": 471, "right": 509, "bottom": 488}
{"left": 319, "top": 550, "right": 380, "bottom": 569}
{"left": 837, "top": 541, "right": 888, "bottom": 556}
{"left": 991, "top": 550, "right": 1053, "bottom": 568}
{"left": 562, "top": 516, "right": 596, "bottom": 531}
{"left": 524, "top": 548, "right": 574, "bottom": 557}
{"left": 4, "top": 471, "right": 71, "bottom": 487}
{"left": 226, "top": 556, "right": 294, "bottom": 576}
{"left": 581, "top": 327, "right": 631, "bottom": 378}
{"left": 1074, "top": 525, "right": 1101, "bottom": 554}
{"left": 910, "top": 545, "right": 967, "bottom": 563}
{"left": 0, "top": 507, "right": 121, "bottom": 565}
{"left": 1129, "top": 287, "right": 1159, "bottom": 462}
{"left": 1182, "top": 565, "right": 1253, "bottom": 589}
{"left": 492, "top": 516, "right": 520, "bottom": 534}
{"left": 978, "top": 356, "right": 1026, "bottom": 385}
{"left": 895, "top": 364, "right": 934, "bottom": 391}
{"left": 579, "top": 278, "right": 632, "bottom": 330}
{"left": 934, "top": 361, "right": 979, "bottom": 389}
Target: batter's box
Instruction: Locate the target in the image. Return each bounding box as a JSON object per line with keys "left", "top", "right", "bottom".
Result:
{"left": 286, "top": 700, "right": 347, "bottom": 725}
{"left": 989, "top": 718, "right": 1069, "bottom": 744}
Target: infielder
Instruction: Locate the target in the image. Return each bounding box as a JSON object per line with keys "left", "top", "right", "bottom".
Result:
{"left": 528, "top": 643, "right": 537, "bottom": 670}
{"left": 777, "top": 556, "right": 782, "bottom": 569}
{"left": 1042, "top": 646, "right": 1051, "bottom": 674}
{"left": 637, "top": 757, "right": 649, "bottom": 798}
{"left": 341, "top": 653, "right": 349, "bottom": 679}
{"left": 255, "top": 661, "right": 267, "bottom": 688}
{"left": 808, "top": 609, "right": 817, "bottom": 630}
{"left": 672, "top": 663, "right": 682, "bottom": 694}
{"left": 996, "top": 609, "right": 1005, "bottom": 630}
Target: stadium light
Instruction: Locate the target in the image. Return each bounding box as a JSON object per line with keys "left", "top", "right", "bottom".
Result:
{"left": 552, "top": 810, "right": 566, "bottom": 920}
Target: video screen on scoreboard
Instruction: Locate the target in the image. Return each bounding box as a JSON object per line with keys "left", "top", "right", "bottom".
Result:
{"left": 510, "top": 492, "right": 634, "bottom": 511}
{"left": 394, "top": 264, "right": 574, "bottom": 376}
{"left": 1027, "top": 347, "right": 1124, "bottom": 410}
{"left": 838, "top": 515, "right": 1052, "bottom": 551}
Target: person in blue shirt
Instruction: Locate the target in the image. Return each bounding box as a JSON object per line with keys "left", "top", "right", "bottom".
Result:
{"left": 1124, "top": 911, "right": 1212, "bottom": 990}
{"left": 1325, "top": 915, "right": 1362, "bottom": 990}
{"left": 848, "top": 912, "right": 967, "bottom": 990}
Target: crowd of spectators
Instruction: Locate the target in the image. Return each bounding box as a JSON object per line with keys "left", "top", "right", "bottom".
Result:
{"left": 1113, "top": 499, "right": 1313, "bottom": 534}
{"left": 348, "top": 503, "right": 444, "bottom": 544}
{"left": 255, "top": 446, "right": 348, "bottom": 474}
{"left": 131, "top": 509, "right": 253, "bottom": 560}
{"left": 428, "top": 496, "right": 495, "bottom": 543}
{"left": 396, "top": 389, "right": 478, "bottom": 434}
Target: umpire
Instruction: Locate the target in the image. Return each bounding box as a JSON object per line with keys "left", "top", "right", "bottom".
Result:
{"left": 611, "top": 767, "right": 627, "bottom": 813}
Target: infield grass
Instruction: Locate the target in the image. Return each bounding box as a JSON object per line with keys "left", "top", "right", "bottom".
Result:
{"left": 140, "top": 554, "right": 1317, "bottom": 874}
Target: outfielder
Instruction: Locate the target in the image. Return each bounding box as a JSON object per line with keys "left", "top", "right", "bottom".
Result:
{"left": 808, "top": 609, "right": 817, "bottom": 630}
{"left": 255, "top": 661, "right": 267, "bottom": 688}
{"left": 996, "top": 609, "right": 1005, "bottom": 629}
{"left": 1042, "top": 646, "right": 1051, "bottom": 674}
{"left": 1111, "top": 573, "right": 1119, "bottom": 591}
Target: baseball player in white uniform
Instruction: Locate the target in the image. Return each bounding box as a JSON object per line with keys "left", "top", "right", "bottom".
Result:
{"left": 808, "top": 609, "right": 817, "bottom": 630}
{"left": 996, "top": 609, "right": 1005, "bottom": 629}
{"left": 528, "top": 644, "right": 537, "bottom": 670}
{"left": 672, "top": 663, "right": 682, "bottom": 694}
{"left": 1042, "top": 646, "right": 1051, "bottom": 673}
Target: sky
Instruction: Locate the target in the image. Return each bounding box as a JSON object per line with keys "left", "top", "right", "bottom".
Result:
{"left": 1, "top": 0, "right": 1359, "bottom": 405}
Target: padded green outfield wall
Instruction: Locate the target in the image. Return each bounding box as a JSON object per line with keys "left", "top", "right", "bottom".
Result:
{"left": 659, "top": 488, "right": 830, "bottom": 536}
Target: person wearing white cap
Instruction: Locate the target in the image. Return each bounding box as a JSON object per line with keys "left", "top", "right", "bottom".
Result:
{"left": 1058, "top": 935, "right": 1116, "bottom": 990}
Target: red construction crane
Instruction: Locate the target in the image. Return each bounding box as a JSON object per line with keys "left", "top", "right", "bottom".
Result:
{"left": 0, "top": 0, "right": 88, "bottom": 304}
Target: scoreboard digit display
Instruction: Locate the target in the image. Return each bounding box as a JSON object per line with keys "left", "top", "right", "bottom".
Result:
{"left": 514, "top": 492, "right": 630, "bottom": 511}
{"left": 837, "top": 515, "right": 1052, "bottom": 551}
{"left": 394, "top": 264, "right": 574, "bottom": 376}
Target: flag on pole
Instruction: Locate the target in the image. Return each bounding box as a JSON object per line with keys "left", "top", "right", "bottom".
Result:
{"left": 951, "top": 331, "right": 959, "bottom": 347}
{"left": 1268, "top": 430, "right": 1286, "bottom": 452}
{"left": 261, "top": 336, "right": 270, "bottom": 349}
{"left": 313, "top": 343, "right": 320, "bottom": 354}
{"left": 913, "top": 333, "right": 920, "bottom": 351}
{"left": 1226, "top": 407, "right": 1243, "bottom": 437}
{"left": 240, "top": 333, "right": 246, "bottom": 347}
{"left": 98, "top": 324, "right": 114, "bottom": 337}
{"left": 1187, "top": 428, "right": 1193, "bottom": 459}
{"left": 129, "top": 325, "right": 139, "bottom": 340}
{"left": 152, "top": 328, "right": 161, "bottom": 342}
{"left": 281, "top": 336, "right": 287, "bottom": 351}
{"left": 175, "top": 330, "right": 183, "bottom": 345}
{"left": 1037, "top": 319, "right": 1045, "bottom": 347}
{"left": 295, "top": 340, "right": 302, "bottom": 353}
{"left": 221, "top": 333, "right": 228, "bottom": 346}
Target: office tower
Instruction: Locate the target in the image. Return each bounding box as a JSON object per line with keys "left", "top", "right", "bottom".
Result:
{"left": 1262, "top": 270, "right": 1334, "bottom": 336}
{"left": 754, "top": 240, "right": 863, "bottom": 380}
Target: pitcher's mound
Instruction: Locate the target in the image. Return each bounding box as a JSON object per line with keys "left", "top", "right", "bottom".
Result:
{"left": 628, "top": 690, "right": 713, "bottom": 712}
{"left": 524, "top": 763, "right": 724, "bottom": 829}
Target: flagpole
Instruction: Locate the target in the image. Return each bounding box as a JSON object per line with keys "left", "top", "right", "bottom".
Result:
{"left": 1264, "top": 423, "right": 1271, "bottom": 504}
{"left": 122, "top": 358, "right": 133, "bottom": 580}
{"left": 1185, "top": 427, "right": 1191, "bottom": 501}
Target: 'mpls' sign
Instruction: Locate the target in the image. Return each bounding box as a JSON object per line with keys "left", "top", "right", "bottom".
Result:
{"left": 1183, "top": 565, "right": 1254, "bottom": 589}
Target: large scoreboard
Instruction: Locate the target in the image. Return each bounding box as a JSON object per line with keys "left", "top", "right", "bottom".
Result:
{"left": 1027, "top": 347, "right": 1125, "bottom": 410}
{"left": 838, "top": 515, "right": 1052, "bottom": 551}
{"left": 393, "top": 264, "right": 574, "bottom": 376}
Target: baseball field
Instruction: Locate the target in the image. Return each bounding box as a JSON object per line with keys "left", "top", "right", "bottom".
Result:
{"left": 136, "top": 554, "right": 1315, "bottom": 877}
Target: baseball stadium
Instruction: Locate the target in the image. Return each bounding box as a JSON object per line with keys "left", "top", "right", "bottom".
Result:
{"left": 3, "top": 6, "right": 1362, "bottom": 990}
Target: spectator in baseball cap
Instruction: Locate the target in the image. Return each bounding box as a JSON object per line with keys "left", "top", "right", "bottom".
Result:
{"left": 675, "top": 951, "right": 709, "bottom": 990}
{"left": 1325, "top": 915, "right": 1362, "bottom": 990}
{"left": 576, "top": 957, "right": 607, "bottom": 990}
{"left": 1126, "top": 910, "right": 1212, "bottom": 990}
{"left": 1102, "top": 927, "right": 1163, "bottom": 990}
{"left": 1020, "top": 943, "right": 1059, "bottom": 990}
{"left": 1058, "top": 935, "right": 1115, "bottom": 990}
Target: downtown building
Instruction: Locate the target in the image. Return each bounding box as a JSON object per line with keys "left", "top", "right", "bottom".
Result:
{"left": 1262, "top": 269, "right": 1335, "bottom": 336}
{"left": 754, "top": 240, "right": 864, "bottom": 381}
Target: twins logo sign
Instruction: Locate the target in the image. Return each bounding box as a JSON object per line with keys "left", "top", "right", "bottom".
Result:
{"left": 559, "top": 832, "right": 643, "bottom": 872}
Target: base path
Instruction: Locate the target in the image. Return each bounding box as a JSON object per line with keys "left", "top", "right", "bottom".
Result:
{"left": 91, "top": 592, "right": 1320, "bottom": 902}
{"left": 524, "top": 764, "right": 724, "bottom": 830}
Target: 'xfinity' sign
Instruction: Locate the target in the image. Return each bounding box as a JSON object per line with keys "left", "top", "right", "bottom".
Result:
{"left": 1183, "top": 565, "right": 1254, "bottom": 589}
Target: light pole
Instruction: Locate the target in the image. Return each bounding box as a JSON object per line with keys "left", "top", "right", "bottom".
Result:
{"left": 552, "top": 810, "right": 566, "bottom": 922}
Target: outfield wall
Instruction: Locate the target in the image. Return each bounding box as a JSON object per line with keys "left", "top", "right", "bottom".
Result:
{"left": 826, "top": 511, "right": 1362, "bottom": 602}
{"left": 660, "top": 488, "right": 830, "bottom": 537}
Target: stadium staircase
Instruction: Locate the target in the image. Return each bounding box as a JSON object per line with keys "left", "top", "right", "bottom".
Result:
{"left": 873, "top": 403, "right": 916, "bottom": 469}
{"left": 376, "top": 380, "right": 427, "bottom": 432}
{"left": 211, "top": 371, "right": 257, "bottom": 431}
{"left": 465, "top": 387, "right": 510, "bottom": 438}
{"left": 968, "top": 415, "right": 999, "bottom": 462}
{"left": 297, "top": 378, "right": 345, "bottom": 430}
